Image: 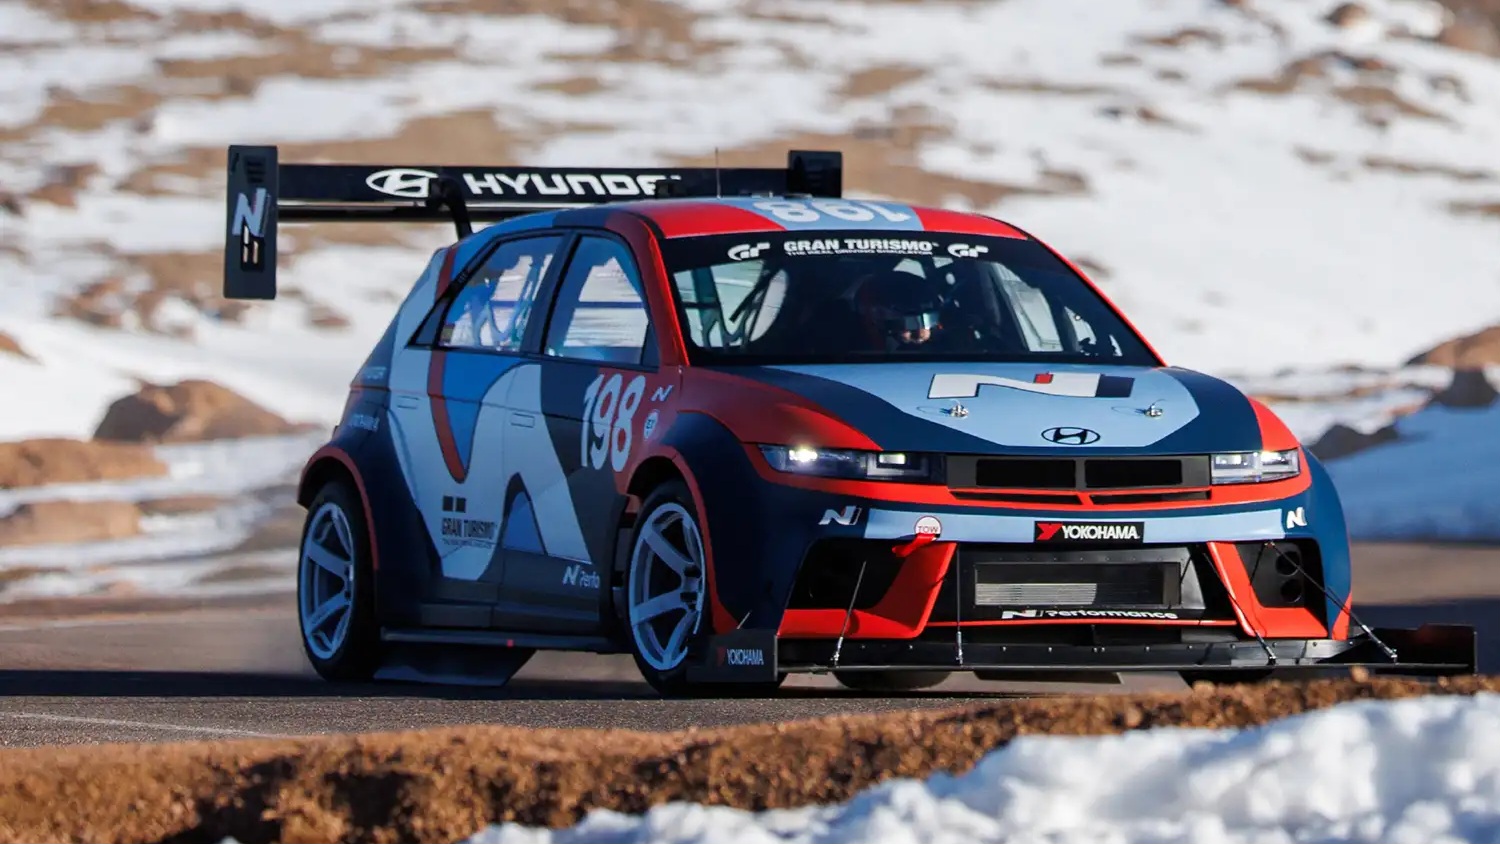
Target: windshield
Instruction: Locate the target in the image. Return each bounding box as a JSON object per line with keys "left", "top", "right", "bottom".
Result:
{"left": 661, "top": 231, "right": 1159, "bottom": 366}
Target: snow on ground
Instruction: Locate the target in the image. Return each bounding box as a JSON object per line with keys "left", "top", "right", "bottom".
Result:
{"left": 0, "top": 434, "right": 319, "bottom": 602}
{"left": 470, "top": 693, "right": 1500, "bottom": 844}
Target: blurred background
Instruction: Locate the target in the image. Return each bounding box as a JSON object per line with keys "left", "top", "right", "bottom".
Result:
{"left": 0, "top": 0, "right": 1496, "bottom": 616}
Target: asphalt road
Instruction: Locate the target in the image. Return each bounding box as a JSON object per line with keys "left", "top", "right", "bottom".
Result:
{"left": 0, "top": 541, "right": 1495, "bottom": 748}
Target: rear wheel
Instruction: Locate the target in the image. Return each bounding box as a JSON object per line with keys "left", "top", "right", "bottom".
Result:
{"left": 834, "top": 670, "right": 951, "bottom": 692}
{"left": 623, "top": 481, "right": 783, "bottom": 697}
{"left": 297, "top": 480, "right": 381, "bottom": 681}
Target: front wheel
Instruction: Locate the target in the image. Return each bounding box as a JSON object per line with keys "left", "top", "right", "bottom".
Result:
{"left": 297, "top": 480, "right": 382, "bottom": 681}
{"left": 622, "top": 480, "right": 782, "bottom": 697}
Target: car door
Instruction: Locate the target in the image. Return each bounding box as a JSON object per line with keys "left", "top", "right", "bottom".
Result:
{"left": 386, "top": 232, "right": 564, "bottom": 628}
{"left": 497, "top": 233, "right": 665, "bottom": 633}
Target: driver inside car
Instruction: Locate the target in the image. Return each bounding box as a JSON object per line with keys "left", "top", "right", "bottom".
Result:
{"left": 855, "top": 268, "right": 949, "bottom": 351}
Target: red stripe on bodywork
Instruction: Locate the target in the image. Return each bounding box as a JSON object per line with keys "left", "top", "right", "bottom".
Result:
{"left": 605, "top": 212, "right": 692, "bottom": 367}
{"left": 913, "top": 208, "right": 1028, "bottom": 238}
{"left": 642, "top": 202, "right": 789, "bottom": 238}
{"left": 1332, "top": 596, "right": 1353, "bottom": 639}
{"left": 432, "top": 244, "right": 458, "bottom": 299}
{"left": 1248, "top": 397, "right": 1301, "bottom": 451}
{"left": 427, "top": 248, "right": 468, "bottom": 482}
{"left": 665, "top": 448, "right": 737, "bottom": 634}
{"left": 302, "top": 445, "right": 380, "bottom": 574}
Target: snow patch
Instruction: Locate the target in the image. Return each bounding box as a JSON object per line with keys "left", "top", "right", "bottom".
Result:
{"left": 467, "top": 693, "right": 1500, "bottom": 844}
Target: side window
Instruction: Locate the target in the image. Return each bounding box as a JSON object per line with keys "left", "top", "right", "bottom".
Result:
{"left": 543, "top": 236, "right": 651, "bottom": 365}
{"left": 440, "top": 235, "right": 562, "bottom": 352}
{"left": 672, "top": 262, "right": 785, "bottom": 349}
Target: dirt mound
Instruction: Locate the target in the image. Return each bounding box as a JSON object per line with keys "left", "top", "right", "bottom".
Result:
{"left": 93, "top": 379, "right": 301, "bottom": 444}
{"left": 1309, "top": 421, "right": 1400, "bottom": 460}
{"left": 1430, "top": 367, "right": 1499, "bottom": 408}
{"left": 1407, "top": 323, "right": 1500, "bottom": 369}
{"left": 0, "top": 676, "right": 1490, "bottom": 844}
{"left": 0, "top": 500, "right": 141, "bottom": 547}
{"left": 0, "top": 438, "right": 166, "bottom": 489}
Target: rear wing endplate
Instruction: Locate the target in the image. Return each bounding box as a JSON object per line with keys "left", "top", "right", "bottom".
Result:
{"left": 223, "top": 145, "right": 843, "bottom": 300}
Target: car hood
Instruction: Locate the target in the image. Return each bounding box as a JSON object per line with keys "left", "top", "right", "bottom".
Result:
{"left": 721, "top": 362, "right": 1270, "bottom": 456}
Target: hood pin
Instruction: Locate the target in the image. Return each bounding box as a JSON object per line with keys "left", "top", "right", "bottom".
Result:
{"left": 1145, "top": 401, "right": 1164, "bottom": 418}
{"left": 946, "top": 400, "right": 969, "bottom": 418}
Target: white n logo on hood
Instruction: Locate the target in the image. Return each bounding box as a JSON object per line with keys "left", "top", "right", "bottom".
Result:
{"left": 929, "top": 371, "right": 1134, "bottom": 399}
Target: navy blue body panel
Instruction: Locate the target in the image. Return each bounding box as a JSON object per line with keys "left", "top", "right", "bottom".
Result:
{"left": 661, "top": 412, "right": 811, "bottom": 627}
{"left": 1303, "top": 451, "right": 1352, "bottom": 627}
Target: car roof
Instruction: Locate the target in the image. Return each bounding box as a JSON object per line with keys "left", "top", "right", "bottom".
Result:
{"left": 467, "top": 196, "right": 1031, "bottom": 247}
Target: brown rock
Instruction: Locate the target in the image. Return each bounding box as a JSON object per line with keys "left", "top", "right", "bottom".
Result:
{"left": 1325, "top": 2, "right": 1371, "bottom": 28}
{"left": 0, "top": 500, "right": 141, "bottom": 547}
{"left": 1407, "top": 324, "right": 1500, "bottom": 369}
{"left": 93, "top": 379, "right": 299, "bottom": 444}
{"left": 0, "top": 331, "right": 31, "bottom": 361}
{"left": 1430, "top": 368, "right": 1499, "bottom": 408}
{"left": 1310, "top": 422, "right": 1400, "bottom": 460}
{"left": 1435, "top": 12, "right": 1500, "bottom": 56}
{"left": 137, "top": 495, "right": 226, "bottom": 516}
{"left": 0, "top": 439, "right": 166, "bottom": 489}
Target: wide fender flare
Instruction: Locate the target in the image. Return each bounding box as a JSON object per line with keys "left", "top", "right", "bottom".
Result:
{"left": 655, "top": 412, "right": 826, "bottom": 632}
{"left": 1304, "top": 450, "right": 1353, "bottom": 630}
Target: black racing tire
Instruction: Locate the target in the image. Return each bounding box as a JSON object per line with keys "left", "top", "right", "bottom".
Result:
{"left": 622, "top": 480, "right": 784, "bottom": 698}
{"left": 1179, "top": 669, "right": 1274, "bottom": 687}
{"left": 297, "top": 479, "right": 382, "bottom": 682}
{"left": 833, "top": 670, "right": 952, "bottom": 693}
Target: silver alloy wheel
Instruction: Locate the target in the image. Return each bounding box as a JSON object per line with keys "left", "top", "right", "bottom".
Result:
{"left": 628, "top": 502, "right": 706, "bottom": 672}
{"left": 299, "top": 501, "right": 356, "bottom": 661}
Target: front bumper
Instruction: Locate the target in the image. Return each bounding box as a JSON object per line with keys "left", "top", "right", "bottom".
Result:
{"left": 687, "top": 624, "right": 1477, "bottom": 683}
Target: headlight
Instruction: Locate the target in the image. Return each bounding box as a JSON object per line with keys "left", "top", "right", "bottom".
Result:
{"left": 758, "top": 445, "right": 936, "bottom": 482}
{"left": 1211, "top": 449, "right": 1301, "bottom": 484}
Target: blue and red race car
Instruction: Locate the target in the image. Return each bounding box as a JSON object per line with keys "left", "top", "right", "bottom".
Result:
{"left": 223, "top": 147, "right": 1473, "bottom": 695}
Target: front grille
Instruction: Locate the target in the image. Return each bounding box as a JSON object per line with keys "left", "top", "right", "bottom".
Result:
{"left": 927, "top": 543, "right": 1238, "bottom": 624}
{"left": 948, "top": 455, "right": 1211, "bottom": 491}
{"left": 974, "top": 458, "right": 1074, "bottom": 489}
{"left": 1084, "top": 459, "right": 1182, "bottom": 489}
{"left": 972, "top": 562, "right": 1171, "bottom": 607}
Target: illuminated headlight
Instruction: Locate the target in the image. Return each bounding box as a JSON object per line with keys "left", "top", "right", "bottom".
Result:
{"left": 758, "top": 445, "right": 935, "bottom": 482}
{"left": 1211, "top": 450, "right": 1301, "bottom": 484}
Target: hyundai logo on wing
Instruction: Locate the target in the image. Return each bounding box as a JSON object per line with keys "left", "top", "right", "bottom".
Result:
{"left": 1041, "top": 426, "right": 1101, "bottom": 445}
{"left": 366, "top": 168, "right": 440, "bottom": 199}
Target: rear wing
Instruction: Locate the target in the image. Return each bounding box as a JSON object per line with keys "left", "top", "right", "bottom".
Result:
{"left": 223, "top": 145, "right": 842, "bottom": 300}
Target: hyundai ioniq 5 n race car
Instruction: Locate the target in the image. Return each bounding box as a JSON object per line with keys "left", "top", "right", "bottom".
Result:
{"left": 224, "top": 146, "right": 1474, "bottom": 695}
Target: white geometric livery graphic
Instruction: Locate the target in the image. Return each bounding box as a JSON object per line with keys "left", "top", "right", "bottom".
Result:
{"left": 928, "top": 371, "right": 1131, "bottom": 400}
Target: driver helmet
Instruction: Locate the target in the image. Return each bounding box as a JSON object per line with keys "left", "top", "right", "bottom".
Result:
{"left": 858, "top": 268, "right": 944, "bottom": 346}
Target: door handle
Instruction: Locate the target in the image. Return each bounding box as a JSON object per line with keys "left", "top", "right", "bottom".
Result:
{"left": 510, "top": 411, "right": 536, "bottom": 428}
{"left": 394, "top": 395, "right": 420, "bottom": 409}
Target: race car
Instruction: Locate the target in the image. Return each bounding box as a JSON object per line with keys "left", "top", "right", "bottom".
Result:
{"left": 223, "top": 146, "right": 1475, "bottom": 695}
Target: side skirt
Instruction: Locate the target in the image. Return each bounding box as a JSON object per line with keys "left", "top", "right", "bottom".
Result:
{"left": 372, "top": 628, "right": 626, "bottom": 687}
